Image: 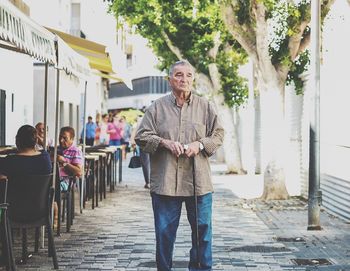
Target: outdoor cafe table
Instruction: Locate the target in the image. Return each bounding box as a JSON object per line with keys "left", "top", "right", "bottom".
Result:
{"left": 85, "top": 145, "right": 121, "bottom": 189}
{"left": 104, "top": 146, "right": 123, "bottom": 184}
{"left": 87, "top": 152, "right": 107, "bottom": 201}
{"left": 103, "top": 146, "right": 121, "bottom": 186}
{"left": 0, "top": 146, "right": 16, "bottom": 155}
{"left": 89, "top": 147, "right": 115, "bottom": 192}
{"left": 84, "top": 154, "right": 99, "bottom": 209}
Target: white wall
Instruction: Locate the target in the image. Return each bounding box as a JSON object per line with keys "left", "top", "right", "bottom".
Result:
{"left": 33, "top": 65, "right": 85, "bottom": 143}
{"left": 0, "top": 48, "right": 34, "bottom": 145}
{"left": 320, "top": 0, "right": 350, "bottom": 180}
{"left": 85, "top": 74, "right": 104, "bottom": 117}
{"left": 33, "top": 64, "right": 56, "bottom": 141}
{"left": 25, "top": 0, "right": 72, "bottom": 32}
{"left": 79, "top": 1, "right": 165, "bottom": 82}
{"left": 27, "top": 0, "right": 106, "bottom": 140}
{"left": 317, "top": 0, "right": 350, "bottom": 220}
{"left": 321, "top": 0, "right": 350, "bottom": 149}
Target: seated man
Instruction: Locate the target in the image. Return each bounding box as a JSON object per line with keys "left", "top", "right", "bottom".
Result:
{"left": 56, "top": 126, "right": 83, "bottom": 191}
{"left": 35, "top": 122, "right": 53, "bottom": 150}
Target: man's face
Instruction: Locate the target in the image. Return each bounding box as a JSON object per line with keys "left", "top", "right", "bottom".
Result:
{"left": 36, "top": 124, "right": 45, "bottom": 137}
{"left": 59, "top": 131, "right": 74, "bottom": 149}
{"left": 169, "top": 64, "right": 194, "bottom": 94}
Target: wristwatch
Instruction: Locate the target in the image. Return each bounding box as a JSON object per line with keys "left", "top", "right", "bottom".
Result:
{"left": 199, "top": 142, "right": 204, "bottom": 151}
{"left": 62, "top": 162, "right": 68, "bottom": 168}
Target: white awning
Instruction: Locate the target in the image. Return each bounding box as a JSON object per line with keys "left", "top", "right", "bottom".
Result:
{"left": 0, "top": 0, "right": 56, "bottom": 64}
{"left": 56, "top": 36, "right": 90, "bottom": 80}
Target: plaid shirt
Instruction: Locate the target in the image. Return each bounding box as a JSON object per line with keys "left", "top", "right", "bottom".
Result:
{"left": 58, "top": 144, "right": 83, "bottom": 178}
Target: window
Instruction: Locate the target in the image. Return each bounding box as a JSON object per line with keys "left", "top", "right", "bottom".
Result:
{"left": 76, "top": 105, "right": 80, "bottom": 144}
{"left": 59, "top": 101, "right": 64, "bottom": 128}
{"left": 69, "top": 103, "right": 73, "bottom": 126}
{"left": 70, "top": 3, "right": 81, "bottom": 37}
{"left": 126, "top": 53, "right": 132, "bottom": 68}
{"left": 0, "top": 89, "right": 6, "bottom": 145}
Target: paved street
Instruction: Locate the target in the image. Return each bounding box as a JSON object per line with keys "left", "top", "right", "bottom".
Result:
{"left": 6, "top": 158, "right": 350, "bottom": 270}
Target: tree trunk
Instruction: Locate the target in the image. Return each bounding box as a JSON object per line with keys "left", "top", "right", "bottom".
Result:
{"left": 207, "top": 63, "right": 245, "bottom": 174}
{"left": 212, "top": 95, "right": 245, "bottom": 174}
{"left": 258, "top": 76, "right": 289, "bottom": 200}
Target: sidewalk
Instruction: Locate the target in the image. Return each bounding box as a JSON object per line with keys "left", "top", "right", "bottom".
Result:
{"left": 6, "top": 159, "right": 350, "bottom": 270}
{"left": 211, "top": 164, "right": 350, "bottom": 271}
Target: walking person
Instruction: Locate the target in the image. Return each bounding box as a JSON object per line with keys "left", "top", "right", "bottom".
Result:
{"left": 135, "top": 60, "right": 224, "bottom": 271}
{"left": 130, "top": 114, "right": 151, "bottom": 189}
{"left": 120, "top": 116, "right": 132, "bottom": 160}
{"left": 99, "top": 113, "right": 110, "bottom": 145}
{"left": 107, "top": 114, "right": 123, "bottom": 147}
{"left": 81, "top": 116, "right": 97, "bottom": 146}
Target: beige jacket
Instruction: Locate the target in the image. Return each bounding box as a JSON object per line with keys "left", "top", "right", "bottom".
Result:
{"left": 135, "top": 93, "right": 224, "bottom": 196}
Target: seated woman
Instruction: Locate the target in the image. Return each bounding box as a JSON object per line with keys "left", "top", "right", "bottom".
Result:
{"left": 0, "top": 125, "right": 52, "bottom": 178}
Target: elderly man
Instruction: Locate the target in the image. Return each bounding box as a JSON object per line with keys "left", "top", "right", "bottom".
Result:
{"left": 57, "top": 126, "right": 83, "bottom": 191}
{"left": 35, "top": 122, "right": 53, "bottom": 150}
{"left": 135, "top": 60, "right": 224, "bottom": 271}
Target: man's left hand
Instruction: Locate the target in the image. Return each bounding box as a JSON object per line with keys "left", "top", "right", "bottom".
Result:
{"left": 184, "top": 141, "right": 200, "bottom": 158}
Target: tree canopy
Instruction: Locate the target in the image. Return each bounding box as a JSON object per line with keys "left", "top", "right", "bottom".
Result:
{"left": 221, "top": 0, "right": 335, "bottom": 94}
{"left": 108, "top": 0, "right": 249, "bottom": 107}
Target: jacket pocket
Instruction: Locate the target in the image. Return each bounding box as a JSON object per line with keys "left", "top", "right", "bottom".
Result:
{"left": 194, "top": 123, "right": 206, "bottom": 139}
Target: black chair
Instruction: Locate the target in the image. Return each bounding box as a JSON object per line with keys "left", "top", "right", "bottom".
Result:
{"left": 7, "top": 174, "right": 58, "bottom": 269}
{"left": 54, "top": 164, "right": 72, "bottom": 235}
{"left": 54, "top": 162, "right": 80, "bottom": 234}
{"left": 0, "top": 178, "right": 16, "bottom": 271}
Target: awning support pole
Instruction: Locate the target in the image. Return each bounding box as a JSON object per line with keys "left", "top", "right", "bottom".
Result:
{"left": 80, "top": 81, "right": 88, "bottom": 214}
{"left": 308, "top": 0, "right": 322, "bottom": 231}
{"left": 43, "top": 62, "right": 49, "bottom": 150}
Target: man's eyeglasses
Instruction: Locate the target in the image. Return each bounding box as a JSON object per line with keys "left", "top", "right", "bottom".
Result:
{"left": 59, "top": 135, "right": 70, "bottom": 141}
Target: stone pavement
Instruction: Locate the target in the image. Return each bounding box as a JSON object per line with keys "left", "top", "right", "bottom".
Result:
{"left": 4, "top": 159, "right": 350, "bottom": 270}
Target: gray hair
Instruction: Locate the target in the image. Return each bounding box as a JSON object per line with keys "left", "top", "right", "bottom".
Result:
{"left": 168, "top": 60, "right": 194, "bottom": 77}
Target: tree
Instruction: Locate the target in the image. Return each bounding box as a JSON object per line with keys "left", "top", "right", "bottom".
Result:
{"left": 220, "top": 0, "right": 335, "bottom": 199}
{"left": 108, "top": 0, "right": 249, "bottom": 173}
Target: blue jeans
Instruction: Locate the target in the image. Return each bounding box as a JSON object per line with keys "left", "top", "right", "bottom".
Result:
{"left": 109, "top": 139, "right": 121, "bottom": 146}
{"left": 151, "top": 193, "right": 212, "bottom": 271}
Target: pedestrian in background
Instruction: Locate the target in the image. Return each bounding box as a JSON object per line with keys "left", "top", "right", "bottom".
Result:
{"left": 120, "top": 115, "right": 132, "bottom": 160}
{"left": 94, "top": 113, "right": 101, "bottom": 145}
{"left": 107, "top": 114, "right": 123, "bottom": 147}
{"left": 130, "top": 114, "right": 150, "bottom": 189}
{"left": 81, "top": 116, "right": 97, "bottom": 146}
{"left": 135, "top": 60, "right": 224, "bottom": 271}
{"left": 99, "top": 113, "right": 110, "bottom": 145}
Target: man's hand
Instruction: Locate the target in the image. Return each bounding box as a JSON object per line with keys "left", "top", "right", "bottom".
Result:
{"left": 184, "top": 141, "right": 200, "bottom": 158}
{"left": 37, "top": 135, "right": 44, "bottom": 146}
{"left": 160, "top": 139, "right": 184, "bottom": 157}
{"left": 57, "top": 155, "right": 66, "bottom": 165}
